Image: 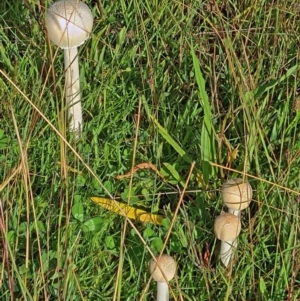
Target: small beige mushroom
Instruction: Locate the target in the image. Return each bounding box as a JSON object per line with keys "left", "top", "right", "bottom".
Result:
{"left": 222, "top": 178, "right": 253, "bottom": 216}
{"left": 214, "top": 212, "right": 241, "bottom": 267}
{"left": 46, "top": 0, "right": 94, "bottom": 138}
{"left": 149, "top": 254, "right": 177, "bottom": 301}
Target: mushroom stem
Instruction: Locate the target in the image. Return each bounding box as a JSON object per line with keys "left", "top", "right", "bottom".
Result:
{"left": 64, "top": 47, "right": 82, "bottom": 138}
{"left": 157, "top": 282, "right": 169, "bottom": 301}
{"left": 227, "top": 208, "right": 241, "bottom": 218}
{"left": 220, "top": 239, "right": 238, "bottom": 267}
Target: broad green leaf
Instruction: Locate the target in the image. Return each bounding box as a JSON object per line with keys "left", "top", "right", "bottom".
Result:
{"left": 82, "top": 216, "right": 104, "bottom": 233}
{"left": 259, "top": 277, "right": 266, "bottom": 294}
{"left": 72, "top": 202, "right": 84, "bottom": 222}
{"left": 104, "top": 180, "right": 115, "bottom": 193}
{"left": 151, "top": 237, "right": 163, "bottom": 253}
{"left": 105, "top": 235, "right": 116, "bottom": 250}
{"left": 75, "top": 174, "right": 86, "bottom": 186}
{"left": 161, "top": 218, "right": 170, "bottom": 229}
{"left": 143, "top": 226, "right": 155, "bottom": 239}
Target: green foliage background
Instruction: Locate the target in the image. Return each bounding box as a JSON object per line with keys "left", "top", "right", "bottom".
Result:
{"left": 0, "top": 0, "right": 299, "bottom": 300}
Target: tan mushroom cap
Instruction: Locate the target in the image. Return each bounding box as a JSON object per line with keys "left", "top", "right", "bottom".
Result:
{"left": 149, "top": 254, "right": 177, "bottom": 282}
{"left": 46, "top": 0, "right": 94, "bottom": 49}
{"left": 222, "top": 178, "right": 253, "bottom": 211}
{"left": 214, "top": 212, "right": 241, "bottom": 241}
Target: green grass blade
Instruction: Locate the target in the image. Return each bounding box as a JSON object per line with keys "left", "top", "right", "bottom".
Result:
{"left": 151, "top": 117, "right": 193, "bottom": 164}
{"left": 254, "top": 64, "right": 299, "bottom": 98}
{"left": 191, "top": 47, "right": 216, "bottom": 182}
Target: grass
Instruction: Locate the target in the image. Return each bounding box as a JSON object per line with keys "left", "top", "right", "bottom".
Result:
{"left": 0, "top": 0, "right": 300, "bottom": 300}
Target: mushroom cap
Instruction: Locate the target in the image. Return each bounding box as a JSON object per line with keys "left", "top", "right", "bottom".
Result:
{"left": 214, "top": 212, "right": 241, "bottom": 241}
{"left": 149, "top": 254, "right": 177, "bottom": 282}
{"left": 222, "top": 178, "right": 253, "bottom": 211}
{"left": 46, "top": 0, "right": 94, "bottom": 49}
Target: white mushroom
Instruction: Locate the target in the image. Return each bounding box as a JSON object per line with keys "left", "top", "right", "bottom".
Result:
{"left": 214, "top": 212, "right": 241, "bottom": 267}
{"left": 149, "top": 254, "right": 177, "bottom": 301}
{"left": 222, "top": 178, "right": 253, "bottom": 217}
{"left": 46, "top": 0, "right": 94, "bottom": 138}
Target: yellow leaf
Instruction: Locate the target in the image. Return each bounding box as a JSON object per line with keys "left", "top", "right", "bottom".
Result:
{"left": 196, "top": 173, "right": 207, "bottom": 189}
{"left": 229, "top": 144, "right": 239, "bottom": 162}
{"left": 90, "top": 197, "right": 163, "bottom": 225}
